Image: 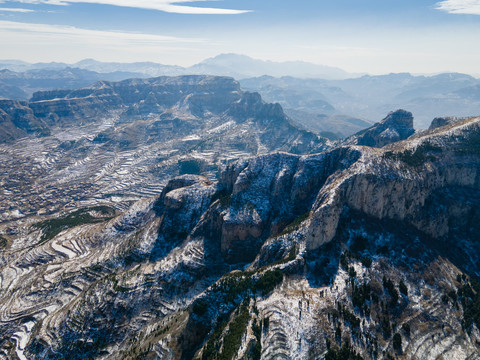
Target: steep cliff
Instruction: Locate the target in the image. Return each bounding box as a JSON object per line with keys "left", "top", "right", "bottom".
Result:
{"left": 181, "top": 115, "right": 480, "bottom": 359}
{"left": 0, "top": 100, "right": 50, "bottom": 143}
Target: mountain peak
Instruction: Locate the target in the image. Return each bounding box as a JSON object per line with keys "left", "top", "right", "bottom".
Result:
{"left": 349, "top": 109, "right": 415, "bottom": 148}
{"left": 190, "top": 53, "right": 352, "bottom": 79}
{"left": 381, "top": 109, "right": 414, "bottom": 129}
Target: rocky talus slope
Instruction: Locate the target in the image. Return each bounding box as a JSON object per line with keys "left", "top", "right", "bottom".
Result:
{"left": 0, "top": 112, "right": 479, "bottom": 359}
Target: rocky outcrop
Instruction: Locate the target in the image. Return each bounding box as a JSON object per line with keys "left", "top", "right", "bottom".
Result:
{"left": 429, "top": 116, "right": 459, "bottom": 130}
{"left": 306, "top": 116, "right": 480, "bottom": 251}
{"left": 348, "top": 109, "right": 415, "bottom": 147}
{"left": 215, "top": 148, "right": 360, "bottom": 262}
{"left": 158, "top": 148, "right": 360, "bottom": 264}
{"left": 154, "top": 175, "right": 216, "bottom": 246}
{"left": 152, "top": 115, "right": 480, "bottom": 267}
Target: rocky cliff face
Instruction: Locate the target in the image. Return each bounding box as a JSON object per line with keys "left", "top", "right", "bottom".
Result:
{"left": 347, "top": 109, "right": 415, "bottom": 148}
{"left": 183, "top": 115, "right": 480, "bottom": 359}
{"left": 1, "top": 113, "right": 479, "bottom": 359}
{"left": 428, "top": 115, "right": 458, "bottom": 130}
{"left": 306, "top": 116, "right": 480, "bottom": 254}
{"left": 29, "top": 75, "right": 245, "bottom": 125}
{"left": 0, "top": 100, "right": 50, "bottom": 143}
{"left": 214, "top": 148, "right": 361, "bottom": 263}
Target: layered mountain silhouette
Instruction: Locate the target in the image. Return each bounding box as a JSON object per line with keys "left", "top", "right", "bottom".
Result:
{"left": 2, "top": 55, "right": 479, "bottom": 136}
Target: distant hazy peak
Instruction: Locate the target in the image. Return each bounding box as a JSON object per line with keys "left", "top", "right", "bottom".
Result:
{"left": 191, "top": 53, "right": 352, "bottom": 80}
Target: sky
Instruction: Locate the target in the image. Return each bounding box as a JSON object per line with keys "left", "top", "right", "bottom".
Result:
{"left": 0, "top": 0, "right": 479, "bottom": 75}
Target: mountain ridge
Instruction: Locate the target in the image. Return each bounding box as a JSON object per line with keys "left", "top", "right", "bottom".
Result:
{"left": 0, "top": 53, "right": 354, "bottom": 81}
{"left": 240, "top": 73, "right": 480, "bottom": 130}
{"left": 2, "top": 58, "right": 479, "bottom": 135}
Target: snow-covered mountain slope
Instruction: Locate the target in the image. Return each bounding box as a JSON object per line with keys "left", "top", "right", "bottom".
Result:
{"left": 0, "top": 75, "right": 326, "bottom": 222}
{"left": 1, "top": 113, "right": 479, "bottom": 359}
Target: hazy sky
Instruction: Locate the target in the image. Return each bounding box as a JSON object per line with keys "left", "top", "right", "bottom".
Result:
{"left": 0, "top": 0, "right": 479, "bottom": 75}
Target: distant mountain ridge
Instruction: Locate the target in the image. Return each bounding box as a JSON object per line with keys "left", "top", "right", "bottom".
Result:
{"left": 241, "top": 73, "right": 480, "bottom": 130}
{"left": 2, "top": 55, "right": 480, "bottom": 135}
{"left": 187, "top": 53, "right": 352, "bottom": 80}
{"left": 0, "top": 67, "right": 146, "bottom": 100}
{"left": 0, "top": 53, "right": 353, "bottom": 80}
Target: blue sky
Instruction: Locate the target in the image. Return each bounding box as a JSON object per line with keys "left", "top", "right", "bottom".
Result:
{"left": 0, "top": 0, "right": 479, "bottom": 75}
